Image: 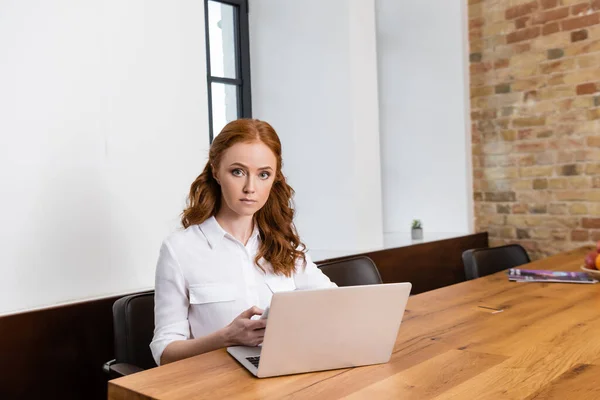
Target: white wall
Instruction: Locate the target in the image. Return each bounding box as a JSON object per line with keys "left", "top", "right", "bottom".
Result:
{"left": 0, "top": 0, "right": 474, "bottom": 315}
{"left": 376, "top": 0, "right": 473, "bottom": 234}
{"left": 249, "top": 0, "right": 384, "bottom": 254}
{"left": 0, "top": 0, "right": 209, "bottom": 315}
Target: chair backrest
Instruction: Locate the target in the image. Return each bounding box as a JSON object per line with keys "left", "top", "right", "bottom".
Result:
{"left": 318, "top": 256, "right": 383, "bottom": 287}
{"left": 112, "top": 291, "right": 157, "bottom": 370}
{"left": 462, "top": 244, "right": 531, "bottom": 280}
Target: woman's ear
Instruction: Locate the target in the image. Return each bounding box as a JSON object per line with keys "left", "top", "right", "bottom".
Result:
{"left": 211, "top": 164, "right": 220, "bottom": 185}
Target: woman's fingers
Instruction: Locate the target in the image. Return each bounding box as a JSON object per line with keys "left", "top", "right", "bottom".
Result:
{"left": 247, "top": 319, "right": 267, "bottom": 330}
{"left": 238, "top": 306, "right": 264, "bottom": 319}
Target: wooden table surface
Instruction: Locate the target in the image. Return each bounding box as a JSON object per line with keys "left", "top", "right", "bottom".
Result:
{"left": 108, "top": 246, "right": 600, "bottom": 400}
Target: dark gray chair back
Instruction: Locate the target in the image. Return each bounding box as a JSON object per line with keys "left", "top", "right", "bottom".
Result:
{"left": 104, "top": 291, "right": 156, "bottom": 377}
{"left": 462, "top": 244, "right": 530, "bottom": 280}
{"left": 318, "top": 256, "right": 382, "bottom": 286}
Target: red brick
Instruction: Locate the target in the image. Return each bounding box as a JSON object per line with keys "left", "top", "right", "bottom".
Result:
{"left": 561, "top": 13, "right": 600, "bottom": 31}
{"left": 548, "top": 74, "right": 565, "bottom": 85}
{"left": 560, "top": 164, "right": 582, "bottom": 176}
{"left": 470, "top": 62, "right": 492, "bottom": 75}
{"left": 515, "top": 43, "right": 532, "bottom": 53}
{"left": 469, "top": 28, "right": 483, "bottom": 42}
{"left": 571, "top": 230, "right": 589, "bottom": 241}
{"left": 588, "top": 108, "right": 600, "bottom": 120}
{"left": 482, "top": 109, "right": 497, "bottom": 119}
{"left": 589, "top": 136, "right": 600, "bottom": 147}
{"left": 468, "top": 0, "right": 600, "bottom": 254}
{"left": 537, "top": 130, "right": 553, "bottom": 138}
{"left": 471, "top": 85, "right": 493, "bottom": 98}
{"left": 533, "top": 7, "right": 570, "bottom": 24}
{"left": 533, "top": 178, "right": 548, "bottom": 190}
{"left": 541, "top": 0, "right": 558, "bottom": 9}
{"left": 507, "top": 1, "right": 539, "bottom": 20}
{"left": 515, "top": 142, "right": 546, "bottom": 152}
{"left": 469, "top": 17, "right": 484, "bottom": 30}
{"left": 484, "top": 192, "right": 517, "bottom": 202}
{"left": 571, "top": 29, "right": 589, "bottom": 42}
{"left": 556, "top": 98, "right": 574, "bottom": 112}
{"left": 507, "top": 27, "right": 541, "bottom": 44}
{"left": 576, "top": 82, "right": 598, "bottom": 95}
{"left": 495, "top": 58, "right": 510, "bottom": 69}
{"left": 518, "top": 129, "right": 535, "bottom": 140}
{"left": 540, "top": 59, "right": 574, "bottom": 74}
{"left": 513, "top": 117, "right": 546, "bottom": 127}
{"left": 583, "top": 218, "right": 600, "bottom": 229}
{"left": 543, "top": 22, "right": 561, "bottom": 35}
{"left": 512, "top": 204, "right": 528, "bottom": 214}
{"left": 516, "top": 16, "right": 530, "bottom": 29}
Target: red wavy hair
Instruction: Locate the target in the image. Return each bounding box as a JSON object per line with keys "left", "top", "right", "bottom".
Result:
{"left": 181, "top": 119, "right": 306, "bottom": 276}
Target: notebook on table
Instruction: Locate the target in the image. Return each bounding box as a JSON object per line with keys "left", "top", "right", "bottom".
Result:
{"left": 508, "top": 268, "right": 598, "bottom": 284}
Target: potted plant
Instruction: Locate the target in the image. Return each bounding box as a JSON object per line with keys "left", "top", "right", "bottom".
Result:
{"left": 411, "top": 219, "right": 423, "bottom": 240}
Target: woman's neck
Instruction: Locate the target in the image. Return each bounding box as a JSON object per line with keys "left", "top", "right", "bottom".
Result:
{"left": 214, "top": 208, "right": 255, "bottom": 246}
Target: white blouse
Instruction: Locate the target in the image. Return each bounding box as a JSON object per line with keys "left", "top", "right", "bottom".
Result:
{"left": 150, "top": 216, "right": 336, "bottom": 365}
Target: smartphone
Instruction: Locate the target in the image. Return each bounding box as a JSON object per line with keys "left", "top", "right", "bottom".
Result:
{"left": 260, "top": 306, "right": 270, "bottom": 320}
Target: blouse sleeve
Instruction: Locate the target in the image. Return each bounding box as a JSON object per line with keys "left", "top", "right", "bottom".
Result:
{"left": 149, "top": 240, "right": 190, "bottom": 366}
{"left": 293, "top": 251, "right": 338, "bottom": 290}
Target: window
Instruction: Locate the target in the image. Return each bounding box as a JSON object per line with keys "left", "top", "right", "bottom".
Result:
{"left": 205, "top": 0, "right": 252, "bottom": 142}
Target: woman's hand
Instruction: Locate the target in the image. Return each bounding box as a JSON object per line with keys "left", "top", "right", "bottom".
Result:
{"left": 160, "top": 306, "right": 265, "bottom": 365}
{"left": 223, "top": 306, "right": 267, "bottom": 347}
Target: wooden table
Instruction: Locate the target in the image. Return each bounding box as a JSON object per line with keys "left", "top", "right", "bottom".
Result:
{"left": 108, "top": 246, "right": 600, "bottom": 399}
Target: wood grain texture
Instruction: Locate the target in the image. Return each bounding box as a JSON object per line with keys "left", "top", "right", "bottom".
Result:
{"left": 109, "top": 246, "right": 600, "bottom": 400}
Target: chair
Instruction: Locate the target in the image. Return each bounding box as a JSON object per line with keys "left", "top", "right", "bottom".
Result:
{"left": 462, "top": 244, "right": 530, "bottom": 280}
{"left": 318, "top": 256, "right": 383, "bottom": 286}
{"left": 103, "top": 291, "right": 156, "bottom": 378}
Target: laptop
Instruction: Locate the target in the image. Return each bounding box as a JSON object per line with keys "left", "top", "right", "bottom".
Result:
{"left": 227, "top": 282, "right": 412, "bottom": 378}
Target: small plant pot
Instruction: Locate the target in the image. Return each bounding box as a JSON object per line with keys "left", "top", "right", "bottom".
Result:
{"left": 411, "top": 228, "right": 423, "bottom": 240}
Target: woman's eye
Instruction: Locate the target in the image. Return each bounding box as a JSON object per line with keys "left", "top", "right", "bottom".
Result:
{"left": 232, "top": 169, "right": 244, "bottom": 177}
{"left": 259, "top": 171, "right": 271, "bottom": 179}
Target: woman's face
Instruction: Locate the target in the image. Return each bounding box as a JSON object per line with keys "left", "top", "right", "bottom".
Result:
{"left": 214, "top": 141, "right": 277, "bottom": 218}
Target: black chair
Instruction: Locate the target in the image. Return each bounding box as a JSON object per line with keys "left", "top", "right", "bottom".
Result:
{"left": 462, "top": 244, "right": 531, "bottom": 280}
{"left": 318, "top": 256, "right": 383, "bottom": 286}
{"left": 103, "top": 291, "right": 156, "bottom": 378}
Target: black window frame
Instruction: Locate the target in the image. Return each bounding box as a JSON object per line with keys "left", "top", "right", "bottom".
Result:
{"left": 204, "top": 0, "right": 252, "bottom": 142}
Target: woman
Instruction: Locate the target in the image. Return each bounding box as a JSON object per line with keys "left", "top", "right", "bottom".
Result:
{"left": 150, "top": 119, "right": 336, "bottom": 366}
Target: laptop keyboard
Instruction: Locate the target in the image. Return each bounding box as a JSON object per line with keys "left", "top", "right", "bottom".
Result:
{"left": 246, "top": 356, "right": 260, "bottom": 368}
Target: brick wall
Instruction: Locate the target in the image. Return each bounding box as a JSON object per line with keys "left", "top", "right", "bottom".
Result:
{"left": 469, "top": 0, "right": 600, "bottom": 259}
